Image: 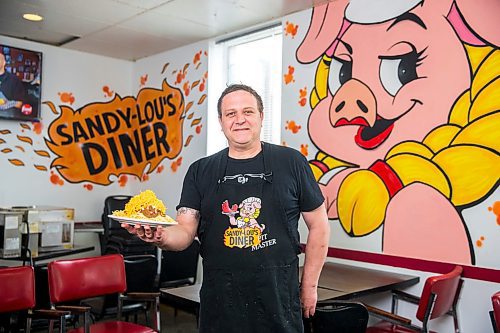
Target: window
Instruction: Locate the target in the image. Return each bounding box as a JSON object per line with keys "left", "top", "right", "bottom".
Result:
{"left": 207, "top": 25, "right": 282, "bottom": 155}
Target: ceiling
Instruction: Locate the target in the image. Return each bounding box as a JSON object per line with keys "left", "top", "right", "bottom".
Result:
{"left": 0, "top": 0, "right": 328, "bottom": 61}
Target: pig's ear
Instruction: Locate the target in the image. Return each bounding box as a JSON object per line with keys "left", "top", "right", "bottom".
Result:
{"left": 296, "top": 0, "right": 349, "bottom": 64}
{"left": 453, "top": 0, "right": 500, "bottom": 46}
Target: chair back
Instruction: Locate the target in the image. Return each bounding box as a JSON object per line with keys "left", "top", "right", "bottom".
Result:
{"left": 416, "top": 265, "right": 463, "bottom": 322}
{"left": 493, "top": 291, "right": 500, "bottom": 333}
{"left": 102, "top": 195, "right": 132, "bottom": 239}
{"left": 101, "top": 195, "right": 157, "bottom": 256}
{"left": 160, "top": 239, "right": 200, "bottom": 288}
{"left": 125, "top": 254, "right": 158, "bottom": 292}
{"left": 311, "top": 301, "right": 368, "bottom": 333}
{"left": 48, "top": 254, "right": 127, "bottom": 304}
{"left": 95, "top": 254, "right": 159, "bottom": 320}
{"left": 0, "top": 266, "right": 35, "bottom": 313}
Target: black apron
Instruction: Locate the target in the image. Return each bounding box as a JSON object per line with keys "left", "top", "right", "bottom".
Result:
{"left": 198, "top": 144, "right": 303, "bottom": 332}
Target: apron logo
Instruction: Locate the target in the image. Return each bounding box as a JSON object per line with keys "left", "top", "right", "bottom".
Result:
{"left": 224, "top": 228, "right": 261, "bottom": 248}
{"left": 221, "top": 197, "right": 267, "bottom": 249}
{"left": 237, "top": 176, "right": 248, "bottom": 184}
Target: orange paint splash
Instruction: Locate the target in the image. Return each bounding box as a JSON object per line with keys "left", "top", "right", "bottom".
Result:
{"left": 83, "top": 184, "right": 93, "bottom": 191}
{"left": 193, "top": 50, "right": 202, "bottom": 65}
{"left": 298, "top": 87, "right": 308, "bottom": 106}
{"left": 183, "top": 81, "right": 191, "bottom": 96}
{"left": 118, "top": 175, "right": 128, "bottom": 187}
{"left": 170, "top": 157, "right": 183, "bottom": 173}
{"left": 199, "top": 78, "right": 206, "bottom": 92}
{"left": 102, "top": 86, "right": 114, "bottom": 97}
{"left": 284, "top": 66, "right": 295, "bottom": 84}
{"left": 58, "top": 92, "right": 75, "bottom": 105}
{"left": 488, "top": 201, "right": 500, "bottom": 225}
{"left": 175, "top": 70, "right": 186, "bottom": 85}
{"left": 140, "top": 74, "right": 148, "bottom": 87}
{"left": 50, "top": 170, "right": 64, "bottom": 186}
{"left": 476, "top": 236, "right": 486, "bottom": 247}
{"left": 300, "top": 144, "right": 308, "bottom": 157}
{"left": 196, "top": 124, "right": 202, "bottom": 134}
{"left": 156, "top": 165, "right": 164, "bottom": 174}
{"left": 142, "top": 173, "right": 149, "bottom": 182}
{"left": 32, "top": 122, "right": 43, "bottom": 135}
{"left": 171, "top": 161, "right": 179, "bottom": 172}
{"left": 285, "top": 120, "right": 301, "bottom": 134}
{"left": 284, "top": 21, "right": 298, "bottom": 38}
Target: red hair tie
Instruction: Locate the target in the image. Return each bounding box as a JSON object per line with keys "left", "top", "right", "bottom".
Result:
{"left": 310, "top": 159, "right": 329, "bottom": 174}
{"left": 369, "top": 160, "right": 403, "bottom": 198}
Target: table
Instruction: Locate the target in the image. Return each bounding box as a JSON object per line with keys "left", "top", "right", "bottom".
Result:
{"left": 312, "top": 262, "right": 420, "bottom": 300}
{"left": 2, "top": 246, "right": 95, "bottom": 265}
{"left": 160, "top": 261, "right": 419, "bottom": 306}
{"left": 161, "top": 283, "right": 201, "bottom": 309}
{"left": 74, "top": 222, "right": 104, "bottom": 233}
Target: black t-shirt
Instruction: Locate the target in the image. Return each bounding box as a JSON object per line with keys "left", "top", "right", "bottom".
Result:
{"left": 178, "top": 142, "right": 324, "bottom": 242}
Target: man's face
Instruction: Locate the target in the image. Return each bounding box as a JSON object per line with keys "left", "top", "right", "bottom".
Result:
{"left": 0, "top": 54, "right": 5, "bottom": 70}
{"left": 219, "top": 90, "right": 263, "bottom": 150}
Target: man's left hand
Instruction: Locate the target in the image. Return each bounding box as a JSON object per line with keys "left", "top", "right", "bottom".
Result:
{"left": 300, "top": 285, "right": 317, "bottom": 318}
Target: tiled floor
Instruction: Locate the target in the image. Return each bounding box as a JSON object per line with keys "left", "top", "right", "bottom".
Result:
{"left": 158, "top": 304, "right": 199, "bottom": 332}
{"left": 28, "top": 304, "right": 198, "bottom": 333}
{"left": 106, "top": 304, "right": 199, "bottom": 333}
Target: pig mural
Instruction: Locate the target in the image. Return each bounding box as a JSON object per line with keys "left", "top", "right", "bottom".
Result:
{"left": 296, "top": 0, "right": 499, "bottom": 264}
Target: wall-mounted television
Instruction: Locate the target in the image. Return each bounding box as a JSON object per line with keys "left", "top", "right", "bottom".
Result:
{"left": 0, "top": 44, "right": 42, "bottom": 121}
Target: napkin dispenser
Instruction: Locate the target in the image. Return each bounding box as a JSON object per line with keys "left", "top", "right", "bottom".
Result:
{"left": 0, "top": 210, "right": 23, "bottom": 258}
{"left": 26, "top": 206, "right": 75, "bottom": 251}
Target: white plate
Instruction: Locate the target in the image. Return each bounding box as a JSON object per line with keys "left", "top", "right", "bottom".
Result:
{"left": 108, "top": 215, "right": 178, "bottom": 227}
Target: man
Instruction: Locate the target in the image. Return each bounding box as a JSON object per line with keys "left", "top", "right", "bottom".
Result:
{"left": 123, "top": 84, "right": 330, "bottom": 332}
{"left": 0, "top": 53, "right": 27, "bottom": 111}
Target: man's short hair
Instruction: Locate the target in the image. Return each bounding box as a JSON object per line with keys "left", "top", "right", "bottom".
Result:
{"left": 217, "top": 84, "right": 264, "bottom": 118}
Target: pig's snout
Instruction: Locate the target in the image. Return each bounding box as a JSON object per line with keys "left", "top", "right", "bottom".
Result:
{"left": 329, "top": 79, "right": 377, "bottom": 128}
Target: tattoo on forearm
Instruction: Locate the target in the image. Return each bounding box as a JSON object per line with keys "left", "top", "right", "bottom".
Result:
{"left": 177, "top": 207, "right": 200, "bottom": 220}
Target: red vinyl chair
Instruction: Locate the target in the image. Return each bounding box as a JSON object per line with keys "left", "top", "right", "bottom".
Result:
{"left": 0, "top": 266, "right": 67, "bottom": 333}
{"left": 491, "top": 291, "right": 500, "bottom": 333}
{"left": 365, "top": 265, "right": 463, "bottom": 333}
{"left": 47, "top": 254, "right": 160, "bottom": 333}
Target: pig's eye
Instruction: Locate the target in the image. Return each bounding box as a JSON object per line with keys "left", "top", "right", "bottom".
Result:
{"left": 379, "top": 49, "right": 421, "bottom": 96}
{"left": 328, "top": 56, "right": 352, "bottom": 95}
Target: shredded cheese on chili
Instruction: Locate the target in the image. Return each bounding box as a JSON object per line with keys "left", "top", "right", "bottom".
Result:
{"left": 113, "top": 190, "right": 174, "bottom": 222}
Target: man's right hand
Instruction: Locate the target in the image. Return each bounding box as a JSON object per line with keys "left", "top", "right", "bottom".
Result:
{"left": 121, "top": 223, "right": 163, "bottom": 243}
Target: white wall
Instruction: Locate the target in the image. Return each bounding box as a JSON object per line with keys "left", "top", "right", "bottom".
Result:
{"left": 0, "top": 35, "right": 133, "bottom": 222}
{"left": 0, "top": 35, "right": 208, "bottom": 222}
{"left": 132, "top": 41, "right": 208, "bottom": 215}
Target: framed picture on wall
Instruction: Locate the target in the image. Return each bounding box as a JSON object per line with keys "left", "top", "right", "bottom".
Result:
{"left": 0, "top": 44, "right": 43, "bottom": 121}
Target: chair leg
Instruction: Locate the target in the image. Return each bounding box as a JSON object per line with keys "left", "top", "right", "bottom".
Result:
{"left": 49, "top": 318, "right": 55, "bottom": 333}
{"left": 26, "top": 317, "right": 32, "bottom": 333}
{"left": 145, "top": 306, "right": 150, "bottom": 327}
{"left": 451, "top": 306, "right": 460, "bottom": 333}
